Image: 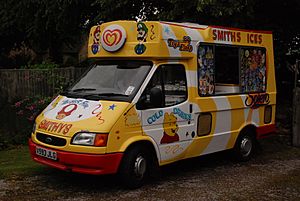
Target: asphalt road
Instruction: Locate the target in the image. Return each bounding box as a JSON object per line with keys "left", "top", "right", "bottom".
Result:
{"left": 0, "top": 134, "right": 299, "bottom": 201}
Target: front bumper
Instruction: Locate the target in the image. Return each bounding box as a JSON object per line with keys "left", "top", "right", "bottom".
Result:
{"left": 28, "top": 139, "right": 123, "bottom": 175}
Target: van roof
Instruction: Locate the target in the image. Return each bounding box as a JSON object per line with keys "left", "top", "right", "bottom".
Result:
{"left": 88, "top": 20, "right": 273, "bottom": 59}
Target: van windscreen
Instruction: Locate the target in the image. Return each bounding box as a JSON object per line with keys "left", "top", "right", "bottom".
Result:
{"left": 65, "top": 60, "right": 152, "bottom": 101}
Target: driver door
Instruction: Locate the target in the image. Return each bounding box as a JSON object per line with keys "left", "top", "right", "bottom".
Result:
{"left": 137, "top": 64, "right": 195, "bottom": 163}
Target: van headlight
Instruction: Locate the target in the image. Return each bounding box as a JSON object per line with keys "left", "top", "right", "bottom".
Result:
{"left": 71, "top": 132, "right": 108, "bottom": 147}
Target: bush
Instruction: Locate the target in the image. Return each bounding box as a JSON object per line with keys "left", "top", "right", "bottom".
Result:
{"left": 1, "top": 96, "right": 54, "bottom": 147}
{"left": 13, "top": 96, "right": 53, "bottom": 123}
{"left": 0, "top": 61, "right": 79, "bottom": 149}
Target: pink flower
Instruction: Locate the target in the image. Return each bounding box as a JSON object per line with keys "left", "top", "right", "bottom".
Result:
{"left": 26, "top": 104, "right": 36, "bottom": 111}
{"left": 27, "top": 115, "right": 35, "bottom": 121}
{"left": 14, "top": 102, "right": 22, "bottom": 107}
{"left": 38, "top": 100, "right": 45, "bottom": 104}
{"left": 16, "top": 110, "right": 24, "bottom": 115}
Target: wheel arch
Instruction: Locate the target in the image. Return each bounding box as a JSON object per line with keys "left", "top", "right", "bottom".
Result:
{"left": 240, "top": 124, "right": 257, "bottom": 140}
{"left": 232, "top": 123, "right": 258, "bottom": 162}
{"left": 120, "top": 137, "right": 160, "bottom": 164}
{"left": 117, "top": 138, "right": 160, "bottom": 187}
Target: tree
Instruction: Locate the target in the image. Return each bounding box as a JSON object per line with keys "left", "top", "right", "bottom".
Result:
{"left": 0, "top": 0, "right": 92, "bottom": 67}
{"left": 0, "top": 0, "right": 299, "bottom": 69}
{"left": 155, "top": 0, "right": 255, "bottom": 26}
{"left": 154, "top": 0, "right": 300, "bottom": 86}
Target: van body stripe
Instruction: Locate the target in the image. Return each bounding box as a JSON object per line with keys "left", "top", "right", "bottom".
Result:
{"left": 162, "top": 24, "right": 181, "bottom": 57}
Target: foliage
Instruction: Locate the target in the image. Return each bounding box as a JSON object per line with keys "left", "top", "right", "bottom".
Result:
{"left": 155, "top": 0, "right": 254, "bottom": 26}
{"left": 0, "top": 96, "right": 52, "bottom": 148}
{"left": 90, "top": 0, "right": 164, "bottom": 22}
{"left": 1, "top": 67, "right": 74, "bottom": 147}
{"left": 21, "top": 61, "right": 71, "bottom": 94}
{"left": 8, "top": 42, "right": 37, "bottom": 67}
{"left": 49, "top": 73, "right": 71, "bottom": 94}
{"left": 0, "top": 0, "right": 92, "bottom": 66}
{"left": 0, "top": 0, "right": 299, "bottom": 68}
{"left": 21, "top": 61, "right": 59, "bottom": 69}
{"left": 13, "top": 96, "right": 52, "bottom": 123}
{"left": 0, "top": 96, "right": 53, "bottom": 147}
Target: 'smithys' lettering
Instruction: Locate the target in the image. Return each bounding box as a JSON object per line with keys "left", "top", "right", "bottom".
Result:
{"left": 38, "top": 119, "right": 73, "bottom": 135}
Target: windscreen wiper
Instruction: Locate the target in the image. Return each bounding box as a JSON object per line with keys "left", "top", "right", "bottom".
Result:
{"left": 83, "top": 93, "right": 128, "bottom": 99}
{"left": 71, "top": 88, "right": 97, "bottom": 92}
{"left": 97, "top": 93, "right": 128, "bottom": 96}
{"left": 61, "top": 88, "right": 97, "bottom": 97}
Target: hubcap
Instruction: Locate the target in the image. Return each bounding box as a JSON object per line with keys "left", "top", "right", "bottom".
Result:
{"left": 134, "top": 155, "right": 146, "bottom": 178}
{"left": 240, "top": 137, "right": 252, "bottom": 157}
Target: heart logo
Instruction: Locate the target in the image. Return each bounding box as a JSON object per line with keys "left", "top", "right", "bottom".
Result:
{"left": 101, "top": 24, "right": 126, "bottom": 52}
{"left": 103, "top": 29, "right": 122, "bottom": 46}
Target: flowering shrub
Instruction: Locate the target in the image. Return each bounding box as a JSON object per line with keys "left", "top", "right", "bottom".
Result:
{"left": 0, "top": 96, "right": 53, "bottom": 148}
{"left": 13, "top": 96, "right": 53, "bottom": 123}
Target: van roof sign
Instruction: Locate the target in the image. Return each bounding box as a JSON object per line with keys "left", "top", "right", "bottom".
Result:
{"left": 100, "top": 24, "right": 127, "bottom": 52}
{"left": 88, "top": 21, "right": 273, "bottom": 59}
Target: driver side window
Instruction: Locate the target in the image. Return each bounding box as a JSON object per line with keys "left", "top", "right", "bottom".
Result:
{"left": 137, "top": 64, "right": 187, "bottom": 109}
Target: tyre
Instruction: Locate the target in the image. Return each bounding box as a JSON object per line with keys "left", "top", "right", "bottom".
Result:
{"left": 232, "top": 129, "right": 256, "bottom": 162}
{"left": 119, "top": 145, "right": 153, "bottom": 189}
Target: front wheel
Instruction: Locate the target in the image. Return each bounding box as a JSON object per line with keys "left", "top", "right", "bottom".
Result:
{"left": 232, "top": 129, "right": 256, "bottom": 162}
{"left": 118, "top": 146, "right": 151, "bottom": 189}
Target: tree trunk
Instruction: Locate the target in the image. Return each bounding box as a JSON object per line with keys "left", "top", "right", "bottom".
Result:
{"left": 292, "top": 61, "right": 300, "bottom": 147}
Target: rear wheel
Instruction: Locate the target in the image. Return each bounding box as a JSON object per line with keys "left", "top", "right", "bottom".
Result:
{"left": 119, "top": 145, "right": 152, "bottom": 189}
{"left": 233, "top": 129, "right": 256, "bottom": 162}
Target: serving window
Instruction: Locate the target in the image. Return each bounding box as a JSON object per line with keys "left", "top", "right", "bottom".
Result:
{"left": 197, "top": 43, "right": 266, "bottom": 96}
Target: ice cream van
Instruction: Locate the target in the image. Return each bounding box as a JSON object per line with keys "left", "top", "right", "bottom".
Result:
{"left": 29, "top": 20, "right": 276, "bottom": 188}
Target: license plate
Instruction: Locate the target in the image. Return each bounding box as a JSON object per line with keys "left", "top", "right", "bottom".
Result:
{"left": 36, "top": 147, "right": 57, "bottom": 161}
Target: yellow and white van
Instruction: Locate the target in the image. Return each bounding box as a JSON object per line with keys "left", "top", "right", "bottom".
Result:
{"left": 29, "top": 21, "right": 276, "bottom": 188}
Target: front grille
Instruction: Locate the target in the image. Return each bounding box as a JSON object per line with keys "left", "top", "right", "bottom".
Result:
{"left": 36, "top": 133, "right": 67, "bottom": 146}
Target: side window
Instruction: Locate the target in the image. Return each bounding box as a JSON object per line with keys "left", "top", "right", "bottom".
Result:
{"left": 163, "top": 65, "right": 187, "bottom": 106}
{"left": 197, "top": 43, "right": 267, "bottom": 96}
{"left": 138, "top": 64, "right": 187, "bottom": 109}
{"left": 215, "top": 45, "right": 239, "bottom": 85}
{"left": 240, "top": 47, "right": 266, "bottom": 93}
{"left": 197, "top": 113, "right": 212, "bottom": 136}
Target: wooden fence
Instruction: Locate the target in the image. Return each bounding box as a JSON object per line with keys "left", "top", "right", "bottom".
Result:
{"left": 0, "top": 67, "right": 86, "bottom": 103}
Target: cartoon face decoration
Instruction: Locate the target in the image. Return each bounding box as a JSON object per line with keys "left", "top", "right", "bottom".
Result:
{"left": 94, "top": 26, "right": 101, "bottom": 43}
{"left": 92, "top": 26, "right": 101, "bottom": 54}
{"left": 43, "top": 97, "right": 103, "bottom": 122}
{"left": 137, "top": 22, "right": 148, "bottom": 42}
{"left": 56, "top": 104, "right": 78, "bottom": 120}
{"left": 135, "top": 22, "right": 148, "bottom": 55}
{"left": 160, "top": 112, "right": 179, "bottom": 144}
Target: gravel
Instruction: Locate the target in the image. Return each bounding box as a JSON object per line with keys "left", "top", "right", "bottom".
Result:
{"left": 0, "top": 134, "right": 299, "bottom": 201}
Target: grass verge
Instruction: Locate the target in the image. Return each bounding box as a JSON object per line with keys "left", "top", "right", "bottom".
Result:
{"left": 0, "top": 145, "right": 48, "bottom": 179}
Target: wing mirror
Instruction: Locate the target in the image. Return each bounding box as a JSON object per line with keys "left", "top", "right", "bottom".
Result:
{"left": 149, "top": 87, "right": 163, "bottom": 108}
{"left": 136, "top": 87, "right": 163, "bottom": 110}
